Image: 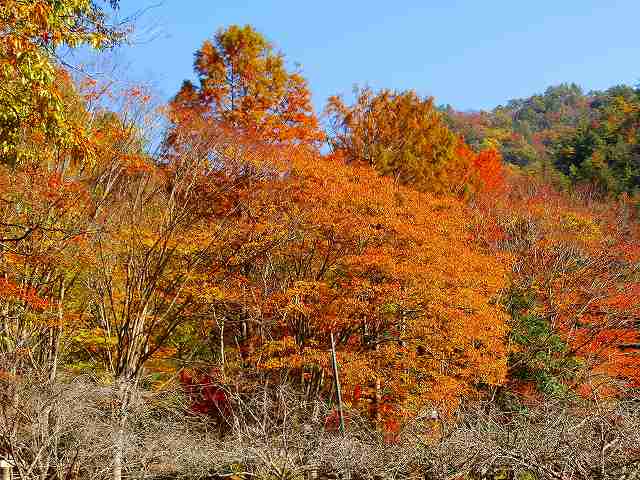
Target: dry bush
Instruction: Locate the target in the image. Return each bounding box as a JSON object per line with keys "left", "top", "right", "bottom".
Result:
{"left": 1, "top": 374, "right": 639, "bottom": 480}
{"left": 0, "top": 372, "right": 206, "bottom": 480}
{"left": 401, "top": 395, "right": 640, "bottom": 480}
{"left": 201, "top": 385, "right": 640, "bottom": 480}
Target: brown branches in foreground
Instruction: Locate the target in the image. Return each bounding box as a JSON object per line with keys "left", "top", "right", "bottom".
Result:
{"left": 0, "top": 374, "right": 639, "bottom": 480}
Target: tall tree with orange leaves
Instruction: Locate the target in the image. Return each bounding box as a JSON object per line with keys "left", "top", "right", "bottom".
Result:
{"left": 325, "top": 87, "right": 493, "bottom": 195}
{"left": 206, "top": 146, "right": 513, "bottom": 423}
{"left": 171, "top": 25, "right": 323, "bottom": 147}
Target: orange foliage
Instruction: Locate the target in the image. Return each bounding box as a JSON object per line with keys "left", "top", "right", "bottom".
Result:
{"left": 472, "top": 169, "right": 640, "bottom": 395}
{"left": 221, "top": 146, "right": 513, "bottom": 419}
{"left": 472, "top": 147, "right": 505, "bottom": 192}
{"left": 170, "top": 25, "right": 323, "bottom": 147}
{"left": 325, "top": 87, "right": 504, "bottom": 196}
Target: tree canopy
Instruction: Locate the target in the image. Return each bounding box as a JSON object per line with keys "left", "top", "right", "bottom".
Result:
{"left": 171, "top": 24, "right": 324, "bottom": 146}
{"left": 326, "top": 87, "right": 503, "bottom": 195}
{"left": 0, "top": 0, "right": 125, "bottom": 165}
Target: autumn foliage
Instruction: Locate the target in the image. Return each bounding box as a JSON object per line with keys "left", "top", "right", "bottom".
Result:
{"left": 326, "top": 87, "right": 504, "bottom": 195}
{"left": 0, "top": 0, "right": 126, "bottom": 165}
{"left": 2, "top": 6, "right": 640, "bottom": 458}
{"left": 226, "top": 146, "right": 511, "bottom": 419}
{"left": 170, "top": 25, "right": 324, "bottom": 147}
{"left": 471, "top": 172, "right": 640, "bottom": 398}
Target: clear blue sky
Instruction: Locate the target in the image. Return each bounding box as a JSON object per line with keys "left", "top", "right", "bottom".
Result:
{"left": 113, "top": 0, "right": 639, "bottom": 113}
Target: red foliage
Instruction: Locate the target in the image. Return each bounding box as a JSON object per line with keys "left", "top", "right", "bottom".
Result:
{"left": 473, "top": 147, "right": 505, "bottom": 192}
{"left": 352, "top": 384, "right": 362, "bottom": 403}
{"left": 0, "top": 277, "right": 49, "bottom": 311}
{"left": 383, "top": 417, "right": 401, "bottom": 444}
{"left": 179, "top": 369, "right": 231, "bottom": 417}
{"left": 324, "top": 409, "right": 351, "bottom": 432}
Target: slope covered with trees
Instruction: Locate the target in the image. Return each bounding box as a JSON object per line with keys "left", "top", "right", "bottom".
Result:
{"left": 1, "top": 8, "right": 640, "bottom": 480}
{"left": 445, "top": 83, "right": 640, "bottom": 195}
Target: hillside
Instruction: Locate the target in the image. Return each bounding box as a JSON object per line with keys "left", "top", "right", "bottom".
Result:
{"left": 1, "top": 3, "right": 639, "bottom": 480}
{"left": 444, "top": 83, "right": 640, "bottom": 194}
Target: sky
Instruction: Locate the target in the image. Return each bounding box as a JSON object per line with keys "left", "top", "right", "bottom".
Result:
{"left": 109, "top": 0, "right": 640, "bottom": 113}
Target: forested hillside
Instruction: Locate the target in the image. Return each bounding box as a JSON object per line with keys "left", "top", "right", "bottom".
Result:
{"left": 444, "top": 83, "right": 640, "bottom": 194}
{"left": 1, "top": 3, "right": 639, "bottom": 480}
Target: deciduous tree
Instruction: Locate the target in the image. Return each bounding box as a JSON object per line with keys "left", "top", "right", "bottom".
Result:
{"left": 171, "top": 25, "right": 323, "bottom": 146}
{"left": 0, "top": 0, "right": 126, "bottom": 165}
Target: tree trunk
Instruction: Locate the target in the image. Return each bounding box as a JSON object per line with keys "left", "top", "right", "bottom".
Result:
{"left": 0, "top": 460, "right": 11, "bottom": 480}
{"left": 374, "top": 377, "right": 382, "bottom": 424}
{"left": 217, "top": 315, "right": 225, "bottom": 379}
{"left": 330, "top": 332, "right": 346, "bottom": 434}
{"left": 112, "top": 379, "right": 133, "bottom": 480}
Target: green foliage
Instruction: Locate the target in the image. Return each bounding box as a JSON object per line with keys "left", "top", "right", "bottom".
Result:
{"left": 445, "top": 83, "right": 588, "bottom": 166}
{"left": 503, "top": 284, "right": 580, "bottom": 396}
{"left": 447, "top": 82, "right": 640, "bottom": 196}
{"left": 553, "top": 89, "right": 640, "bottom": 195}
{"left": 0, "top": 0, "right": 125, "bottom": 164}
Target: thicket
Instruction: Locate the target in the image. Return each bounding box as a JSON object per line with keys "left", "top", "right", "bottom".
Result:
{"left": 2, "top": 377, "right": 640, "bottom": 480}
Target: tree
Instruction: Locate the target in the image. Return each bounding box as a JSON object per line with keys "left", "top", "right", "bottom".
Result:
{"left": 225, "top": 147, "right": 511, "bottom": 420}
{"left": 325, "top": 87, "right": 481, "bottom": 195}
{"left": 70, "top": 111, "right": 282, "bottom": 480}
{"left": 0, "top": 70, "right": 121, "bottom": 382}
{"left": 171, "top": 24, "right": 323, "bottom": 146}
{"left": 554, "top": 91, "right": 640, "bottom": 195}
{"left": 444, "top": 83, "right": 594, "bottom": 170}
{"left": 471, "top": 171, "right": 640, "bottom": 397}
{"left": 0, "top": 0, "right": 126, "bottom": 165}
